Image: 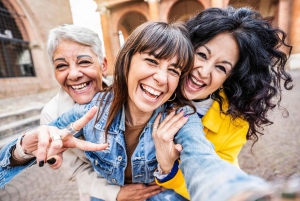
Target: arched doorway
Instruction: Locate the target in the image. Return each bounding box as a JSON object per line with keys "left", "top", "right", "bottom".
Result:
{"left": 168, "top": 0, "right": 204, "bottom": 22}
{"left": 118, "top": 11, "right": 147, "bottom": 46}
{"left": 0, "top": 0, "right": 35, "bottom": 78}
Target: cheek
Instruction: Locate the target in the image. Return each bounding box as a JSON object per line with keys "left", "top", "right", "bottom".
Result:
{"left": 211, "top": 74, "right": 227, "bottom": 90}
{"left": 55, "top": 71, "right": 68, "bottom": 86}
{"left": 84, "top": 65, "right": 100, "bottom": 77}
{"left": 169, "top": 77, "right": 180, "bottom": 93}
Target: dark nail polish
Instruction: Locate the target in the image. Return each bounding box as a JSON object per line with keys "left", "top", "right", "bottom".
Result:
{"left": 39, "top": 160, "right": 44, "bottom": 167}
{"left": 178, "top": 108, "right": 183, "bottom": 113}
{"left": 47, "top": 158, "right": 56, "bottom": 165}
{"left": 184, "top": 114, "right": 189, "bottom": 117}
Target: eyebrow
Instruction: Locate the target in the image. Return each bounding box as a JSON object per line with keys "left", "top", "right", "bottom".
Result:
{"left": 202, "top": 45, "right": 233, "bottom": 68}
{"left": 145, "top": 52, "right": 182, "bottom": 68}
{"left": 53, "top": 55, "right": 92, "bottom": 62}
{"left": 221, "top": 61, "right": 233, "bottom": 68}
{"left": 77, "top": 55, "right": 92, "bottom": 59}
{"left": 53, "top": 57, "right": 66, "bottom": 62}
{"left": 203, "top": 45, "right": 211, "bottom": 55}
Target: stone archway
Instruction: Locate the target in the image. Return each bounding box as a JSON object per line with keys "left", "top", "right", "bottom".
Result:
{"left": 168, "top": 0, "right": 204, "bottom": 22}
{"left": 117, "top": 11, "right": 147, "bottom": 44}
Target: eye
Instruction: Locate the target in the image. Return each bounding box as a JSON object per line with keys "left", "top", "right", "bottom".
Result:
{"left": 55, "top": 63, "right": 68, "bottom": 70}
{"left": 216, "top": 65, "right": 227, "bottom": 74}
{"left": 168, "top": 67, "right": 181, "bottom": 77}
{"left": 196, "top": 52, "right": 207, "bottom": 60}
{"left": 78, "top": 60, "right": 93, "bottom": 67}
{"left": 145, "top": 58, "right": 158, "bottom": 66}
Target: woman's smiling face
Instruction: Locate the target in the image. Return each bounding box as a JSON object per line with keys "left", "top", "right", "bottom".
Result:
{"left": 126, "top": 51, "right": 181, "bottom": 115}
{"left": 184, "top": 33, "right": 240, "bottom": 100}
{"left": 53, "top": 40, "right": 107, "bottom": 104}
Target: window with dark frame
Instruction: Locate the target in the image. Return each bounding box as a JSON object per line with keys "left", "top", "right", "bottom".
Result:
{"left": 0, "top": 0, "right": 35, "bottom": 78}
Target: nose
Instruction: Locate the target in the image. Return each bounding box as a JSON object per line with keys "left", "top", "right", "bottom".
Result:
{"left": 152, "top": 67, "right": 168, "bottom": 85}
{"left": 198, "top": 62, "right": 213, "bottom": 78}
{"left": 67, "top": 65, "right": 83, "bottom": 81}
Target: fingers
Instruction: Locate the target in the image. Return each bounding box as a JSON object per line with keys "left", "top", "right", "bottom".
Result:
{"left": 152, "top": 113, "right": 162, "bottom": 134}
{"left": 68, "top": 106, "right": 98, "bottom": 134}
{"left": 71, "top": 137, "right": 108, "bottom": 151}
{"left": 47, "top": 126, "right": 64, "bottom": 158}
{"left": 118, "top": 183, "right": 162, "bottom": 201}
{"left": 174, "top": 144, "right": 183, "bottom": 153}
{"left": 46, "top": 153, "right": 64, "bottom": 169}
{"left": 35, "top": 125, "right": 52, "bottom": 166}
{"left": 140, "top": 184, "right": 163, "bottom": 200}
{"left": 153, "top": 110, "right": 188, "bottom": 141}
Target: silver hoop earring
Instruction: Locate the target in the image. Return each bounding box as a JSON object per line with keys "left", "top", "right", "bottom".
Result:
{"left": 168, "top": 93, "right": 176, "bottom": 102}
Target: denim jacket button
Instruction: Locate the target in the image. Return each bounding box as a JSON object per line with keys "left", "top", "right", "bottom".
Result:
{"left": 117, "top": 156, "right": 122, "bottom": 161}
{"left": 112, "top": 178, "right": 116, "bottom": 183}
{"left": 94, "top": 160, "right": 98, "bottom": 166}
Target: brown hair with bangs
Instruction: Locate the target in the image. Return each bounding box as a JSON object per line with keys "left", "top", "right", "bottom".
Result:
{"left": 96, "top": 21, "right": 195, "bottom": 140}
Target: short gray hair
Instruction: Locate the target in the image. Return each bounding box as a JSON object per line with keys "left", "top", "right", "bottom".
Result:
{"left": 47, "top": 24, "right": 104, "bottom": 63}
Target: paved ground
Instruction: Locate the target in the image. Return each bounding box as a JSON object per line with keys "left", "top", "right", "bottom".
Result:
{"left": 0, "top": 70, "right": 300, "bottom": 201}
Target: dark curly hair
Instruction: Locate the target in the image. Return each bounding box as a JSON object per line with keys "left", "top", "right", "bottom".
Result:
{"left": 186, "top": 6, "right": 293, "bottom": 143}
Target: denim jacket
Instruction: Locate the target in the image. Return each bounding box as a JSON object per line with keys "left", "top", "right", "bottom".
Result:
{"left": 0, "top": 91, "right": 259, "bottom": 201}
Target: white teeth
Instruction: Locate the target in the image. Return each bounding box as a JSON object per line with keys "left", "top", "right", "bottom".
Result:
{"left": 141, "top": 85, "right": 161, "bottom": 96}
{"left": 142, "top": 91, "right": 158, "bottom": 100}
{"left": 191, "top": 76, "right": 204, "bottom": 86}
{"left": 71, "top": 82, "right": 88, "bottom": 91}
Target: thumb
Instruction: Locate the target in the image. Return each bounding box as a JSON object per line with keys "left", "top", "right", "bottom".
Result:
{"left": 73, "top": 137, "right": 108, "bottom": 151}
{"left": 62, "top": 106, "right": 98, "bottom": 138}
{"left": 174, "top": 144, "right": 183, "bottom": 153}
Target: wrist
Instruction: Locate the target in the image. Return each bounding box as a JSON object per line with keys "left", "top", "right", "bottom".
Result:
{"left": 15, "top": 132, "right": 34, "bottom": 159}
{"left": 158, "top": 162, "right": 174, "bottom": 174}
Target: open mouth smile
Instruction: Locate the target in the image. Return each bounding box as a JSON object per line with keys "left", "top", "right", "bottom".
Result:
{"left": 189, "top": 75, "right": 206, "bottom": 89}
{"left": 70, "top": 81, "right": 91, "bottom": 92}
{"left": 140, "top": 84, "right": 162, "bottom": 100}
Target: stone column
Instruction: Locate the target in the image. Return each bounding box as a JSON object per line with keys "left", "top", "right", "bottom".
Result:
{"left": 99, "top": 6, "right": 114, "bottom": 75}
{"left": 288, "top": 0, "right": 300, "bottom": 70}
{"left": 211, "top": 0, "right": 224, "bottom": 7}
{"left": 277, "top": 0, "right": 290, "bottom": 36}
{"left": 145, "top": 0, "right": 160, "bottom": 21}
{"left": 290, "top": 0, "right": 300, "bottom": 54}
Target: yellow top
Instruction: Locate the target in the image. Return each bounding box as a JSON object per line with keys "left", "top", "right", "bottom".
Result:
{"left": 156, "top": 92, "right": 249, "bottom": 199}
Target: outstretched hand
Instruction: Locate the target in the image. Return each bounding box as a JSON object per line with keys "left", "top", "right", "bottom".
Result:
{"left": 152, "top": 109, "right": 188, "bottom": 173}
{"left": 21, "top": 106, "right": 108, "bottom": 167}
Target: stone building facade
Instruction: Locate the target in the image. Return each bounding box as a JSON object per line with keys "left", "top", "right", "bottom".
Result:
{"left": 95, "top": 0, "right": 300, "bottom": 74}
{"left": 1, "top": 0, "right": 299, "bottom": 98}
{"left": 0, "top": 0, "right": 72, "bottom": 98}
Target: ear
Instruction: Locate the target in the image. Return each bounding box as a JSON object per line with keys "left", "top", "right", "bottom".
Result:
{"left": 101, "top": 57, "right": 108, "bottom": 77}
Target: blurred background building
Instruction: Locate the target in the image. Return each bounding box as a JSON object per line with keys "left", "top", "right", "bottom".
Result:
{"left": 0, "top": 0, "right": 299, "bottom": 98}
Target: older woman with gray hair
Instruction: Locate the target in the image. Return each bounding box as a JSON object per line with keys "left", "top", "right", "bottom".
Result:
{"left": 1, "top": 24, "right": 162, "bottom": 201}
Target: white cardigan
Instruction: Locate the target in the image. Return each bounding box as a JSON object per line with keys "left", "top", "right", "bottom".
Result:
{"left": 40, "top": 78, "right": 120, "bottom": 201}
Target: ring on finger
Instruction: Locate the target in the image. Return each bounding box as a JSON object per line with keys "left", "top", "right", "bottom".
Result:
{"left": 51, "top": 134, "right": 62, "bottom": 141}
{"left": 153, "top": 126, "right": 158, "bottom": 130}
{"left": 66, "top": 123, "right": 80, "bottom": 135}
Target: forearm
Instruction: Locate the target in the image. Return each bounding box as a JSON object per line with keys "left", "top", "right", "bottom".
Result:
{"left": 177, "top": 112, "right": 270, "bottom": 200}
{"left": 0, "top": 138, "right": 36, "bottom": 189}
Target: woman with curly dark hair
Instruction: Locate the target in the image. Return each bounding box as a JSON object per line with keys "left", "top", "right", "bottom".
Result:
{"left": 153, "top": 6, "right": 293, "bottom": 200}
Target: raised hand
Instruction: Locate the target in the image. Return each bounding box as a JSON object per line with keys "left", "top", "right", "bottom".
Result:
{"left": 21, "top": 106, "right": 108, "bottom": 167}
{"left": 152, "top": 110, "right": 188, "bottom": 173}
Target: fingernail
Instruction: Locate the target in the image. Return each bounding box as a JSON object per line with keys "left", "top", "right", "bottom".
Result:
{"left": 184, "top": 114, "right": 189, "bottom": 117}
{"left": 178, "top": 108, "right": 183, "bottom": 113}
{"left": 46, "top": 158, "right": 56, "bottom": 165}
{"left": 39, "top": 160, "right": 44, "bottom": 167}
